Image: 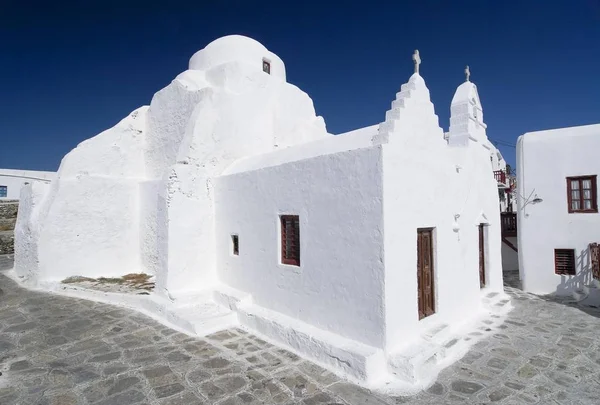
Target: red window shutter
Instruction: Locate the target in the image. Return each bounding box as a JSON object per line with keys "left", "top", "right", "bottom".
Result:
{"left": 281, "top": 215, "right": 300, "bottom": 266}
{"left": 554, "top": 249, "right": 575, "bottom": 275}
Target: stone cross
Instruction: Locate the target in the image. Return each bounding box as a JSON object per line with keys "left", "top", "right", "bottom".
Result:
{"left": 465, "top": 65, "right": 471, "bottom": 82}
{"left": 412, "top": 50, "right": 421, "bottom": 74}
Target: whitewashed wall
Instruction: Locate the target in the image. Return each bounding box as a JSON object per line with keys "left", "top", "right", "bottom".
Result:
{"left": 379, "top": 74, "right": 502, "bottom": 352}
{"left": 215, "top": 145, "right": 386, "bottom": 349}
{"left": 15, "top": 107, "right": 148, "bottom": 282}
{"left": 0, "top": 169, "right": 55, "bottom": 200}
{"left": 517, "top": 124, "right": 600, "bottom": 295}
{"left": 501, "top": 237, "right": 519, "bottom": 271}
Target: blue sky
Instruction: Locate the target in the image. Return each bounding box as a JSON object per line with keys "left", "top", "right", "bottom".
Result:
{"left": 1, "top": 1, "right": 599, "bottom": 171}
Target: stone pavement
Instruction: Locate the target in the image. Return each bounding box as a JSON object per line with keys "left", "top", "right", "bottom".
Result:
{"left": 1, "top": 255, "right": 600, "bottom": 405}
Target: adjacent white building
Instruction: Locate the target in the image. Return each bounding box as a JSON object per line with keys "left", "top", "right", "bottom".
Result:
{"left": 0, "top": 169, "right": 55, "bottom": 200}
{"left": 517, "top": 123, "right": 600, "bottom": 299}
{"left": 13, "top": 36, "right": 509, "bottom": 389}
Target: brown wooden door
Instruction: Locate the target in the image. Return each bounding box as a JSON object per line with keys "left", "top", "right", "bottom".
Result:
{"left": 479, "top": 224, "right": 486, "bottom": 288}
{"left": 417, "top": 229, "right": 435, "bottom": 320}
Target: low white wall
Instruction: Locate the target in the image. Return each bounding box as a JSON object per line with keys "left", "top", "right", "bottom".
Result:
{"left": 501, "top": 237, "right": 519, "bottom": 272}
{"left": 14, "top": 182, "right": 51, "bottom": 282}
{"left": 0, "top": 169, "right": 55, "bottom": 200}
{"left": 517, "top": 124, "right": 600, "bottom": 295}
{"left": 37, "top": 177, "right": 142, "bottom": 281}
{"left": 214, "top": 145, "right": 386, "bottom": 349}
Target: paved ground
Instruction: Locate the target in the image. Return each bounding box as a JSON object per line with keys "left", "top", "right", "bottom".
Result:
{"left": 1, "top": 255, "right": 600, "bottom": 404}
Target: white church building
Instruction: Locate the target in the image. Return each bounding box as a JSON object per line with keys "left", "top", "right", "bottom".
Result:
{"left": 14, "top": 35, "right": 509, "bottom": 389}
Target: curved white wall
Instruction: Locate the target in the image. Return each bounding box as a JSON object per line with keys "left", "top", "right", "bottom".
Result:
{"left": 189, "top": 35, "right": 286, "bottom": 81}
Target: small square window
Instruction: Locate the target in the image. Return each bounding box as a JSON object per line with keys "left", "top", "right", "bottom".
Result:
{"left": 262, "top": 59, "right": 271, "bottom": 74}
{"left": 280, "top": 215, "right": 300, "bottom": 266}
{"left": 567, "top": 175, "right": 597, "bottom": 213}
{"left": 0, "top": 186, "right": 6, "bottom": 198}
{"left": 231, "top": 235, "right": 239, "bottom": 256}
{"left": 554, "top": 249, "right": 575, "bottom": 275}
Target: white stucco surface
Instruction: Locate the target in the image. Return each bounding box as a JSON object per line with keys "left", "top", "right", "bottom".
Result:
{"left": 0, "top": 169, "right": 55, "bottom": 200}
{"left": 517, "top": 123, "right": 600, "bottom": 295}
{"left": 216, "top": 145, "right": 385, "bottom": 349}
{"left": 13, "top": 37, "right": 507, "bottom": 389}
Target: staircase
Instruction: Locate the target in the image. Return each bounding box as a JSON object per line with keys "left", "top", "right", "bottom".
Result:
{"left": 572, "top": 280, "right": 600, "bottom": 307}
{"left": 387, "top": 291, "right": 512, "bottom": 385}
{"left": 0, "top": 200, "right": 18, "bottom": 255}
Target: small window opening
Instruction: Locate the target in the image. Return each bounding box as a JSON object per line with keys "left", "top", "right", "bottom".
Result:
{"left": 280, "top": 215, "right": 300, "bottom": 266}
{"left": 232, "top": 235, "right": 239, "bottom": 256}
{"left": 554, "top": 249, "right": 575, "bottom": 275}
{"left": 262, "top": 59, "right": 271, "bottom": 74}
{"left": 0, "top": 186, "right": 6, "bottom": 198}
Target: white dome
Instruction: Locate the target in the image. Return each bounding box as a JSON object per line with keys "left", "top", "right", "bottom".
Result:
{"left": 451, "top": 81, "right": 480, "bottom": 107}
{"left": 188, "top": 35, "right": 286, "bottom": 81}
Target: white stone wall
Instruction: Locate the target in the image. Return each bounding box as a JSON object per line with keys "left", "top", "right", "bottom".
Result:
{"left": 517, "top": 124, "right": 600, "bottom": 295}
{"left": 215, "top": 144, "right": 385, "bottom": 349}
{"left": 15, "top": 35, "right": 327, "bottom": 290}
{"left": 379, "top": 74, "right": 503, "bottom": 351}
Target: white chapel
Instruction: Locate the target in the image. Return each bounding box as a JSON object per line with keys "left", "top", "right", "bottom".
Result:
{"left": 14, "top": 35, "right": 510, "bottom": 390}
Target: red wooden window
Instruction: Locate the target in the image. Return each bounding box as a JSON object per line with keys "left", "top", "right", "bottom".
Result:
{"left": 262, "top": 59, "right": 271, "bottom": 74}
{"left": 554, "top": 249, "right": 575, "bottom": 275}
{"left": 567, "top": 175, "right": 597, "bottom": 213}
{"left": 280, "top": 215, "right": 300, "bottom": 266}
{"left": 231, "top": 235, "right": 239, "bottom": 256}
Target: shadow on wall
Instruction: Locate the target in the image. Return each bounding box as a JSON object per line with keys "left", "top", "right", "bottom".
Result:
{"left": 535, "top": 247, "right": 600, "bottom": 319}
{"left": 554, "top": 247, "right": 594, "bottom": 296}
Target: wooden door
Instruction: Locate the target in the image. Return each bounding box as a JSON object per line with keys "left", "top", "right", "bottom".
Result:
{"left": 479, "top": 224, "right": 486, "bottom": 288}
{"left": 417, "top": 229, "right": 435, "bottom": 320}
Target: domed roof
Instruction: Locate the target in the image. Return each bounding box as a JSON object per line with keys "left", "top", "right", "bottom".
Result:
{"left": 188, "top": 35, "right": 286, "bottom": 81}
{"left": 451, "top": 81, "right": 480, "bottom": 107}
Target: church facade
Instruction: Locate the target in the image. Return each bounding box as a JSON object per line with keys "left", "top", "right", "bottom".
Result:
{"left": 14, "top": 36, "right": 508, "bottom": 389}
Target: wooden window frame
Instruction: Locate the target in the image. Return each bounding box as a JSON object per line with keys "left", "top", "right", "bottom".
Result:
{"left": 262, "top": 59, "right": 271, "bottom": 74}
{"left": 280, "top": 215, "right": 300, "bottom": 266}
{"left": 231, "top": 234, "right": 239, "bottom": 256}
{"left": 567, "top": 175, "right": 597, "bottom": 213}
{"left": 554, "top": 248, "right": 576, "bottom": 275}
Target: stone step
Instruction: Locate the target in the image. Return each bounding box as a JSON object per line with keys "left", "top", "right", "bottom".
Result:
{"left": 422, "top": 323, "right": 453, "bottom": 345}
{"left": 573, "top": 289, "right": 586, "bottom": 301}
{"left": 438, "top": 336, "right": 470, "bottom": 362}
{"left": 482, "top": 291, "right": 512, "bottom": 315}
{"left": 166, "top": 301, "right": 237, "bottom": 336}
{"left": 387, "top": 339, "right": 440, "bottom": 384}
{"left": 579, "top": 283, "right": 600, "bottom": 307}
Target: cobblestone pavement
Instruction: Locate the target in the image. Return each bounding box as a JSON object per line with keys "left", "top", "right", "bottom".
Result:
{"left": 1, "top": 255, "right": 600, "bottom": 405}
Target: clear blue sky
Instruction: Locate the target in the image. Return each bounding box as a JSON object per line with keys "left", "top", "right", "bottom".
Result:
{"left": 1, "top": 1, "right": 599, "bottom": 171}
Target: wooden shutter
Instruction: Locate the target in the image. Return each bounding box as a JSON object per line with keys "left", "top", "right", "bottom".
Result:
{"left": 281, "top": 215, "right": 300, "bottom": 266}
{"left": 554, "top": 249, "right": 575, "bottom": 275}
